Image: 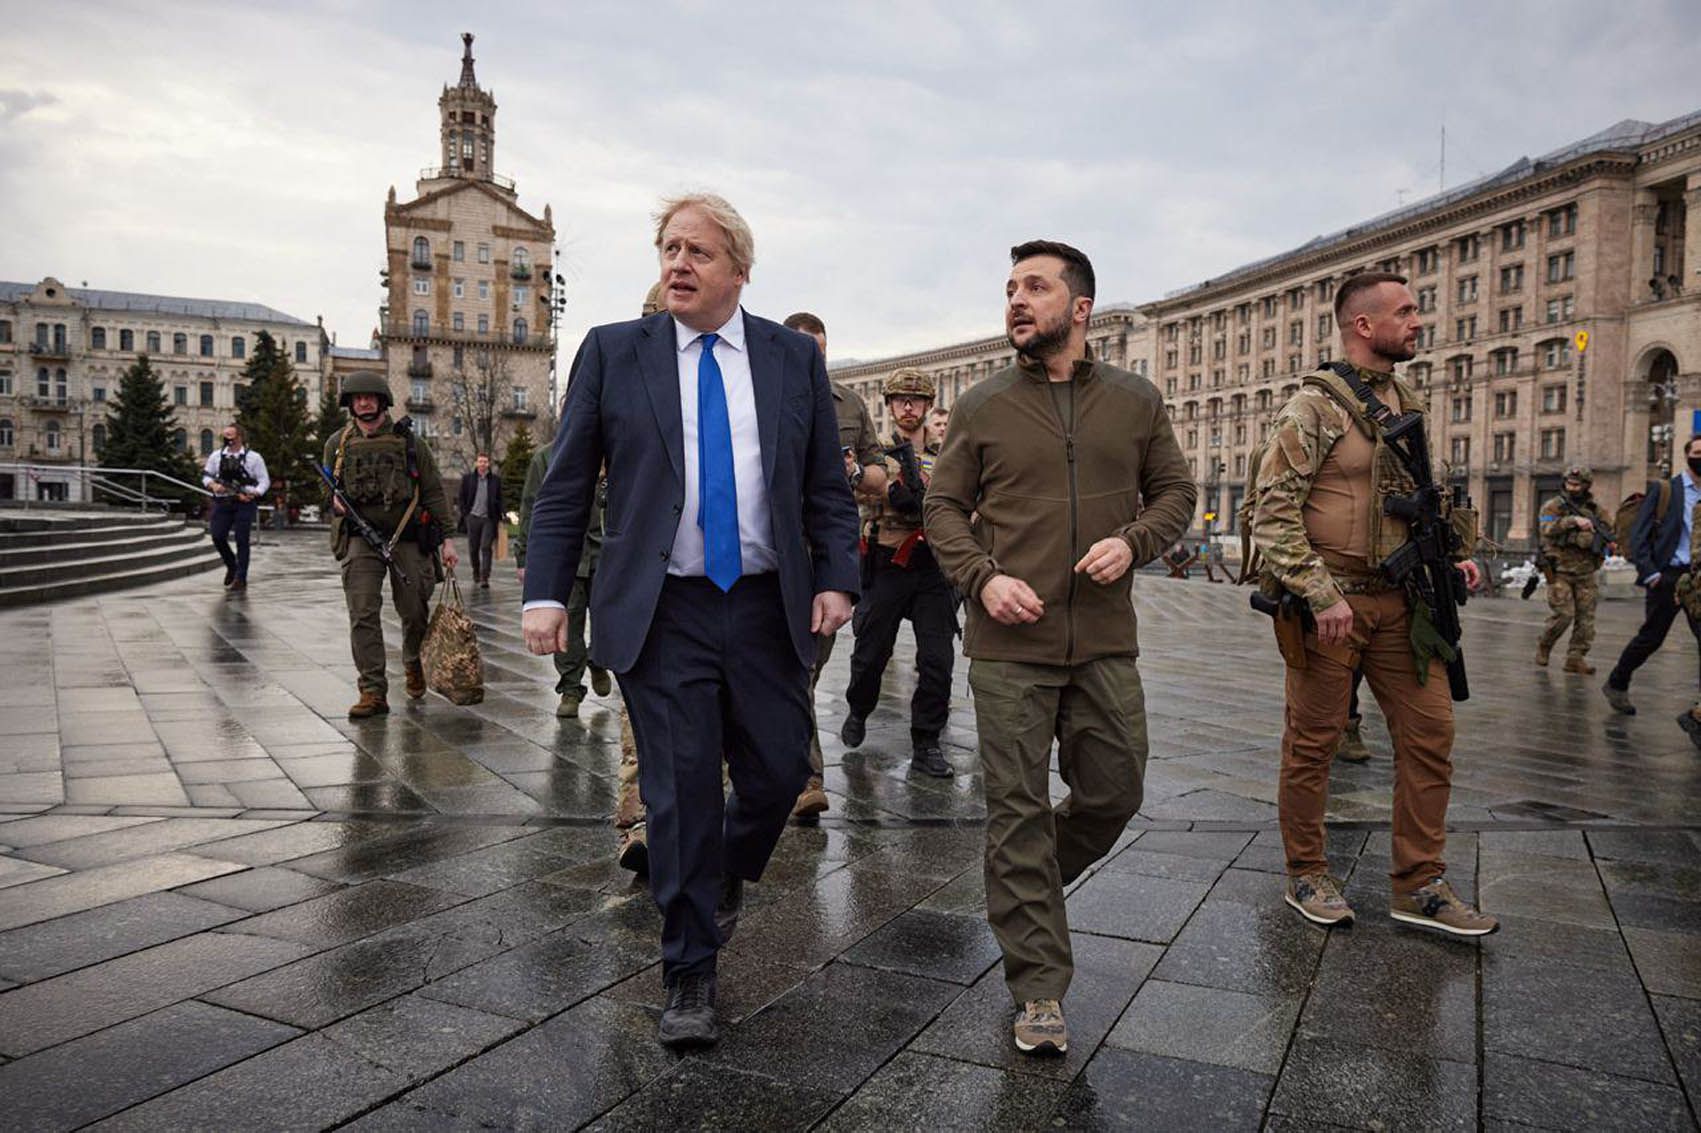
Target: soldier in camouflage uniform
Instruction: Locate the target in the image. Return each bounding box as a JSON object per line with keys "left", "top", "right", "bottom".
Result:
{"left": 1250, "top": 272, "right": 1496, "bottom": 938}
{"left": 515, "top": 450, "right": 612, "bottom": 716}
{"left": 1535, "top": 465, "right": 1611, "bottom": 674}
{"left": 841, "top": 367, "right": 957, "bottom": 778}
{"left": 324, "top": 371, "right": 458, "bottom": 718}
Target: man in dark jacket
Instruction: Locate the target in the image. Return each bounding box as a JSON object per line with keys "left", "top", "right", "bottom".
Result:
{"left": 1604, "top": 436, "right": 1701, "bottom": 748}
{"left": 925, "top": 240, "right": 1195, "bottom": 1057}
{"left": 458, "top": 452, "right": 504, "bottom": 588}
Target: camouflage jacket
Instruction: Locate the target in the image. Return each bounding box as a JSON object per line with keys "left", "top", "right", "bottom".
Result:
{"left": 1251, "top": 366, "right": 1465, "bottom": 613}
{"left": 1538, "top": 493, "right": 1610, "bottom": 574}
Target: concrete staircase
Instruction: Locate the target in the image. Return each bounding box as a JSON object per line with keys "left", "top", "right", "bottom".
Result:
{"left": 0, "top": 511, "right": 223, "bottom": 606}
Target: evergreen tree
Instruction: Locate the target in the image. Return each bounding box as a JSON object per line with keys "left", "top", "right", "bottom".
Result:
{"left": 500, "top": 422, "right": 535, "bottom": 522}
{"left": 312, "top": 382, "right": 348, "bottom": 460}
{"left": 100, "top": 354, "right": 197, "bottom": 502}
{"left": 235, "top": 331, "right": 312, "bottom": 511}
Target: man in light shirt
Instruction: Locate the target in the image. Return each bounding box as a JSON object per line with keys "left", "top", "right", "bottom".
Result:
{"left": 520, "top": 194, "right": 860, "bottom": 1048}
{"left": 202, "top": 423, "right": 269, "bottom": 591}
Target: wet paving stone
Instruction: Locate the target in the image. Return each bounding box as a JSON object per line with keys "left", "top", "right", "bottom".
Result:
{"left": 0, "top": 1000, "right": 298, "bottom": 1133}
{"left": 283, "top": 821, "right": 531, "bottom": 884}
{"left": 1483, "top": 953, "right": 1677, "bottom": 1085}
{"left": 606, "top": 947, "right": 818, "bottom": 1026}
{"left": 1051, "top": 1047, "right": 1273, "bottom": 1131}
{"left": 841, "top": 908, "right": 1002, "bottom": 985}
{"left": 1623, "top": 926, "right": 1701, "bottom": 998}
{"left": 15, "top": 816, "right": 291, "bottom": 871}
{"left": 1150, "top": 898, "right": 1325, "bottom": 998}
{"left": 0, "top": 850, "right": 248, "bottom": 932}
{"left": 1065, "top": 870, "right": 1211, "bottom": 944}
{"left": 419, "top": 923, "right": 657, "bottom": 1023}
{"left": 1653, "top": 995, "right": 1701, "bottom": 1113}
{"left": 1269, "top": 1034, "right": 1475, "bottom": 1129}
{"left": 817, "top": 1049, "right": 1068, "bottom": 1132}
{"left": 587, "top": 1059, "right": 840, "bottom": 1133}
{"left": 1107, "top": 978, "right": 1300, "bottom": 1075}
{"left": 228, "top": 878, "right": 464, "bottom": 947}
{"left": 1482, "top": 1051, "right": 1693, "bottom": 1131}
{"left": 1300, "top": 925, "right": 1479, "bottom": 1063}
{"left": 0, "top": 890, "right": 247, "bottom": 984}
{"left": 172, "top": 864, "right": 346, "bottom": 913}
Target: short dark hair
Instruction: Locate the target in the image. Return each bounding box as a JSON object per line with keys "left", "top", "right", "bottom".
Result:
{"left": 1334, "top": 270, "right": 1408, "bottom": 323}
{"left": 1687, "top": 434, "right": 1701, "bottom": 454}
{"left": 476, "top": 450, "right": 491, "bottom": 460}
{"left": 783, "top": 312, "right": 825, "bottom": 336}
{"left": 1010, "top": 240, "right": 1096, "bottom": 302}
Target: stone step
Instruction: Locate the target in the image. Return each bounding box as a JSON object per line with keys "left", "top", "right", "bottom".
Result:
{"left": 0, "top": 532, "right": 215, "bottom": 593}
{"left": 0, "top": 512, "right": 176, "bottom": 539}
{"left": 0, "top": 548, "right": 225, "bottom": 607}
{"left": 0, "top": 523, "right": 195, "bottom": 563}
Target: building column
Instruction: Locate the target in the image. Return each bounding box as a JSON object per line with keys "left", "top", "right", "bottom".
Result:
{"left": 1630, "top": 188, "right": 1662, "bottom": 305}
{"left": 1682, "top": 173, "right": 1701, "bottom": 297}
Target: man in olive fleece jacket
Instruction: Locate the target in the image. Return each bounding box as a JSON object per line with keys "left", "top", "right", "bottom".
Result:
{"left": 924, "top": 241, "right": 1195, "bottom": 1056}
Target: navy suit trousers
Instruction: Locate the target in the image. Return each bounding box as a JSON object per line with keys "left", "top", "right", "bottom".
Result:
{"left": 619, "top": 572, "right": 811, "bottom": 984}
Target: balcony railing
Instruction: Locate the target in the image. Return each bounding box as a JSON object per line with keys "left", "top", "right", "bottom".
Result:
{"left": 501, "top": 406, "right": 537, "bottom": 420}
{"left": 410, "top": 257, "right": 433, "bottom": 271}
{"left": 19, "top": 395, "right": 83, "bottom": 412}
{"left": 404, "top": 397, "right": 435, "bottom": 413}
{"left": 28, "top": 342, "right": 70, "bottom": 359}
{"left": 510, "top": 263, "right": 532, "bottom": 281}
{"left": 418, "top": 166, "right": 516, "bottom": 192}
{"left": 384, "top": 321, "right": 551, "bottom": 351}
{"left": 407, "top": 361, "right": 433, "bottom": 378}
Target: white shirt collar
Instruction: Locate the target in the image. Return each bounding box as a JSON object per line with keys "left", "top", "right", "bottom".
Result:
{"left": 673, "top": 307, "right": 746, "bottom": 354}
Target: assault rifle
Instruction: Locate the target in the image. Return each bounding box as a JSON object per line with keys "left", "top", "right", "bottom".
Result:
{"left": 210, "top": 453, "right": 257, "bottom": 500}
{"left": 315, "top": 463, "right": 409, "bottom": 585}
{"left": 886, "top": 440, "right": 926, "bottom": 519}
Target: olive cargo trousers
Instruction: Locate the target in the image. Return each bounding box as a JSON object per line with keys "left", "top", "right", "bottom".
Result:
{"left": 969, "top": 655, "right": 1148, "bottom": 1005}
{"left": 340, "top": 538, "right": 434, "bottom": 698}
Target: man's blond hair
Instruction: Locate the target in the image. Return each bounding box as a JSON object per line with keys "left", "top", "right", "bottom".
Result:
{"left": 653, "top": 193, "right": 756, "bottom": 279}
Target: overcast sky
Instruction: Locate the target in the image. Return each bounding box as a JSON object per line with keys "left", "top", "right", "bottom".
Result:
{"left": 3, "top": 0, "right": 1698, "bottom": 364}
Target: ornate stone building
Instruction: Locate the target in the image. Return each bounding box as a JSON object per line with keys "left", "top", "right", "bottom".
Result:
{"left": 0, "top": 277, "right": 322, "bottom": 502}
{"left": 379, "top": 34, "right": 555, "bottom": 475}
{"left": 831, "top": 306, "right": 1151, "bottom": 438}
{"left": 1138, "top": 110, "right": 1701, "bottom": 549}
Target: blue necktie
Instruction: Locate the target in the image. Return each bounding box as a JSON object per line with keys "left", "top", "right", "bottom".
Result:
{"left": 697, "top": 333, "right": 742, "bottom": 591}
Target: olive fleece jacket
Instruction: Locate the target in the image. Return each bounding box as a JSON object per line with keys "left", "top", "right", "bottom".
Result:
{"left": 924, "top": 356, "right": 1196, "bottom": 665}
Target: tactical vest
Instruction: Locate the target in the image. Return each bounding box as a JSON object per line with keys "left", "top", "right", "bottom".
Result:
{"left": 334, "top": 424, "right": 419, "bottom": 534}
{"left": 865, "top": 436, "right": 938, "bottom": 548}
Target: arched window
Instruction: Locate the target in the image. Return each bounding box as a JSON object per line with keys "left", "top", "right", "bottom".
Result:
{"left": 200, "top": 335, "right": 214, "bottom": 357}
{"left": 120, "top": 329, "right": 134, "bottom": 351}
{"left": 146, "top": 331, "right": 161, "bottom": 352}
{"left": 172, "top": 332, "right": 187, "bottom": 354}
{"left": 512, "top": 318, "right": 528, "bottom": 344}
{"left": 0, "top": 419, "right": 12, "bottom": 447}
{"left": 91, "top": 327, "right": 107, "bottom": 349}
{"left": 412, "top": 310, "right": 430, "bottom": 335}
{"left": 172, "top": 429, "right": 187, "bottom": 452}
{"left": 231, "top": 336, "right": 245, "bottom": 359}
{"left": 199, "top": 429, "right": 215, "bottom": 456}
{"left": 412, "top": 236, "right": 431, "bottom": 268}
{"left": 91, "top": 424, "right": 105, "bottom": 452}
{"left": 44, "top": 420, "right": 61, "bottom": 452}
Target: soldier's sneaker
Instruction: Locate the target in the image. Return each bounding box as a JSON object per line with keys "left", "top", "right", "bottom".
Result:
{"left": 658, "top": 973, "right": 718, "bottom": 1049}
{"left": 1534, "top": 640, "right": 1552, "bottom": 667}
{"left": 840, "top": 713, "right": 866, "bottom": 748}
{"left": 556, "top": 691, "right": 582, "bottom": 718}
{"left": 1563, "top": 656, "right": 1595, "bottom": 675}
{"left": 1332, "top": 719, "right": 1371, "bottom": 763}
{"left": 347, "top": 691, "right": 389, "bottom": 719}
{"left": 1677, "top": 709, "right": 1701, "bottom": 752}
{"left": 617, "top": 822, "right": 649, "bottom": 876}
{"left": 1391, "top": 877, "right": 1499, "bottom": 937}
{"left": 1013, "top": 999, "right": 1068, "bottom": 1055}
{"left": 591, "top": 666, "right": 613, "bottom": 697}
{"left": 1602, "top": 682, "right": 1637, "bottom": 715}
{"left": 404, "top": 663, "right": 426, "bottom": 700}
{"left": 910, "top": 742, "right": 954, "bottom": 778}
{"left": 793, "top": 776, "right": 829, "bottom": 818}
{"left": 1284, "top": 871, "right": 1355, "bottom": 926}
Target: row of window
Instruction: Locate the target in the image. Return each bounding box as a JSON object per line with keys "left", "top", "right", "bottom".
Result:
{"left": 0, "top": 422, "right": 256, "bottom": 458}
{"left": 1447, "top": 428, "right": 1569, "bottom": 466}
{"left": 408, "top": 311, "right": 531, "bottom": 342}
{"left": 411, "top": 236, "right": 531, "bottom": 273}
{"left": 0, "top": 321, "right": 310, "bottom": 364}
{"left": 405, "top": 377, "right": 531, "bottom": 412}
{"left": 409, "top": 280, "right": 532, "bottom": 308}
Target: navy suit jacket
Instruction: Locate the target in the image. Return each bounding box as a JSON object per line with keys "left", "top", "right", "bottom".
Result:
{"left": 1629, "top": 474, "right": 1687, "bottom": 584}
{"left": 522, "top": 309, "right": 861, "bottom": 672}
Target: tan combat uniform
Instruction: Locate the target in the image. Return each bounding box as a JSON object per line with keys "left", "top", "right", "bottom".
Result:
{"left": 1536, "top": 492, "right": 1609, "bottom": 664}
{"left": 1251, "top": 365, "right": 1474, "bottom": 895}
{"left": 326, "top": 418, "right": 451, "bottom": 699}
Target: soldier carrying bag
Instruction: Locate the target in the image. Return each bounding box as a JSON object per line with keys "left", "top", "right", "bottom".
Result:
{"left": 421, "top": 573, "right": 485, "bottom": 705}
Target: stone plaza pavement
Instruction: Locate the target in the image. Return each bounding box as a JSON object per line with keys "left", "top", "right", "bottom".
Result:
{"left": 0, "top": 533, "right": 1698, "bottom": 1130}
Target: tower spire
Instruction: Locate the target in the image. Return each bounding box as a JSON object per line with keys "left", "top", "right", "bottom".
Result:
{"left": 459, "top": 32, "right": 478, "bottom": 89}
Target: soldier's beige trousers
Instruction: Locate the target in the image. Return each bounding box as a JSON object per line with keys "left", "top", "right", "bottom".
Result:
{"left": 969, "top": 655, "right": 1148, "bottom": 1005}
{"left": 1540, "top": 572, "right": 1599, "bottom": 660}
{"left": 339, "top": 539, "right": 434, "bottom": 697}
{"left": 1280, "top": 591, "right": 1453, "bottom": 894}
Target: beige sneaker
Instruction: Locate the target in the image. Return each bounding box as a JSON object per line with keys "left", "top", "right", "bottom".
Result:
{"left": 793, "top": 776, "right": 829, "bottom": 818}
{"left": 1285, "top": 871, "right": 1355, "bottom": 926}
{"left": 1332, "top": 719, "right": 1370, "bottom": 763}
{"left": 1391, "top": 877, "right": 1499, "bottom": 937}
{"left": 556, "top": 691, "right": 582, "bottom": 718}
{"left": 1013, "top": 999, "right": 1068, "bottom": 1055}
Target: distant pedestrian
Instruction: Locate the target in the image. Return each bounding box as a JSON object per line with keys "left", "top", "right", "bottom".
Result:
{"left": 1535, "top": 465, "right": 1610, "bottom": 674}
{"left": 926, "top": 239, "right": 1195, "bottom": 1057}
{"left": 202, "top": 423, "right": 269, "bottom": 591}
{"left": 457, "top": 452, "right": 504, "bottom": 589}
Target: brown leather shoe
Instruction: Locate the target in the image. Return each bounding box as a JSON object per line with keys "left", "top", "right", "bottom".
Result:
{"left": 348, "top": 690, "right": 389, "bottom": 719}
{"left": 405, "top": 662, "right": 426, "bottom": 699}
{"left": 793, "top": 776, "right": 829, "bottom": 818}
{"left": 1563, "top": 656, "right": 1595, "bottom": 675}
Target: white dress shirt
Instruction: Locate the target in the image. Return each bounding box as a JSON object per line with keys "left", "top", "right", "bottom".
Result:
{"left": 669, "top": 308, "right": 776, "bottom": 577}
{"left": 201, "top": 446, "right": 270, "bottom": 499}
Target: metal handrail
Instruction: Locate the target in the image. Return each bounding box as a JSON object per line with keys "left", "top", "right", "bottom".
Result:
{"left": 0, "top": 462, "right": 210, "bottom": 512}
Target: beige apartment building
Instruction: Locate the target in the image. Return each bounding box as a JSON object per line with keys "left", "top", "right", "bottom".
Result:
{"left": 380, "top": 34, "right": 555, "bottom": 476}
{"left": 832, "top": 306, "right": 1151, "bottom": 438}
{"left": 1139, "top": 109, "right": 1701, "bottom": 550}
{"left": 0, "top": 277, "right": 323, "bottom": 502}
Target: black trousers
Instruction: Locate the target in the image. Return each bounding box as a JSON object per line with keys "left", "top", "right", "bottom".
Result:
{"left": 465, "top": 514, "right": 496, "bottom": 581}
{"left": 618, "top": 573, "right": 810, "bottom": 985}
{"left": 1609, "top": 572, "right": 1701, "bottom": 691}
{"left": 845, "top": 543, "right": 957, "bottom": 742}
{"left": 209, "top": 499, "right": 256, "bottom": 580}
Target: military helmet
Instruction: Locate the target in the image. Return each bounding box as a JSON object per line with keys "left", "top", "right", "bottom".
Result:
{"left": 642, "top": 282, "right": 664, "bottom": 317}
{"left": 338, "top": 370, "right": 394, "bottom": 410}
{"left": 1563, "top": 464, "right": 1593, "bottom": 484}
{"left": 882, "top": 367, "right": 936, "bottom": 401}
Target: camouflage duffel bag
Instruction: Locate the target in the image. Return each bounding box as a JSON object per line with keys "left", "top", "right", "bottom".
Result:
{"left": 422, "top": 573, "right": 485, "bottom": 705}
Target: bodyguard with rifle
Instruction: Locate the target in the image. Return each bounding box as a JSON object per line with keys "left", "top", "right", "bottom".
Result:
{"left": 1532, "top": 466, "right": 1612, "bottom": 673}
{"left": 1246, "top": 272, "right": 1496, "bottom": 938}
{"left": 201, "top": 423, "right": 270, "bottom": 591}
{"left": 321, "top": 371, "right": 457, "bottom": 718}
